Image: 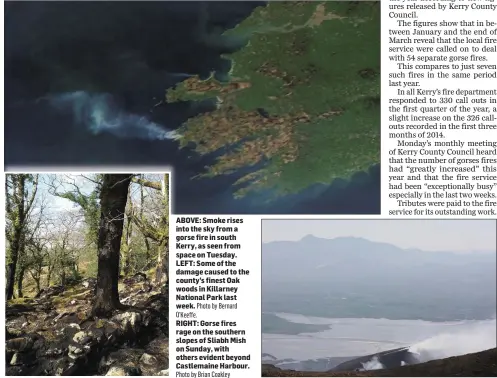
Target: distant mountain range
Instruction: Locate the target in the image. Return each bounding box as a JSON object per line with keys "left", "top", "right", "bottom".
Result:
{"left": 263, "top": 235, "right": 496, "bottom": 283}
{"left": 262, "top": 313, "right": 331, "bottom": 335}
{"left": 262, "top": 353, "right": 357, "bottom": 373}
{"left": 262, "top": 236, "right": 496, "bottom": 321}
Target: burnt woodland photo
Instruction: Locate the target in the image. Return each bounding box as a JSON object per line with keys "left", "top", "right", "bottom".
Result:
{"left": 5, "top": 173, "right": 170, "bottom": 376}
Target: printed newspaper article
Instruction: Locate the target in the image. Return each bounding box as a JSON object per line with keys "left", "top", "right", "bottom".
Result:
{"left": 171, "top": 216, "right": 260, "bottom": 378}
{"left": 384, "top": 0, "right": 497, "bottom": 217}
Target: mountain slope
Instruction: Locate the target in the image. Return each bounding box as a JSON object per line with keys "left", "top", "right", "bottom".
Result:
{"left": 262, "top": 348, "right": 497, "bottom": 377}
{"left": 330, "top": 347, "right": 419, "bottom": 372}
{"left": 262, "top": 236, "right": 496, "bottom": 321}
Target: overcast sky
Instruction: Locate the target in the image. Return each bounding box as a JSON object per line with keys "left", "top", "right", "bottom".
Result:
{"left": 262, "top": 220, "right": 496, "bottom": 252}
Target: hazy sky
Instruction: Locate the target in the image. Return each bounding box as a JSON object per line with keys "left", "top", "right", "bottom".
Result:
{"left": 262, "top": 220, "right": 496, "bottom": 252}
{"left": 33, "top": 173, "right": 165, "bottom": 213}
{"left": 35, "top": 174, "right": 95, "bottom": 214}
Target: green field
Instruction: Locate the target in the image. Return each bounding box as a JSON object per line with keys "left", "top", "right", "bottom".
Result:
{"left": 167, "top": 1, "right": 380, "bottom": 198}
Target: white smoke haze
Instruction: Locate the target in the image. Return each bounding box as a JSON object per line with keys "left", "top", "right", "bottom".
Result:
{"left": 361, "top": 356, "right": 385, "bottom": 371}
{"left": 353, "top": 319, "right": 496, "bottom": 372}
{"left": 408, "top": 318, "right": 496, "bottom": 363}
{"left": 169, "top": 72, "right": 195, "bottom": 78}
{"left": 47, "top": 91, "right": 182, "bottom": 141}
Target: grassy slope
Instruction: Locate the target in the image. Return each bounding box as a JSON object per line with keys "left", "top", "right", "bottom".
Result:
{"left": 167, "top": 1, "right": 380, "bottom": 198}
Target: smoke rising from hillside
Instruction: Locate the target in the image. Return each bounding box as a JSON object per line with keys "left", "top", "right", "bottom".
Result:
{"left": 48, "top": 91, "right": 181, "bottom": 141}
{"left": 408, "top": 318, "right": 496, "bottom": 363}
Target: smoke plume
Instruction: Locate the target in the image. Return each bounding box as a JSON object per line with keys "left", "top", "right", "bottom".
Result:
{"left": 361, "top": 356, "right": 385, "bottom": 371}
{"left": 408, "top": 318, "right": 496, "bottom": 363}
{"left": 47, "top": 91, "right": 181, "bottom": 141}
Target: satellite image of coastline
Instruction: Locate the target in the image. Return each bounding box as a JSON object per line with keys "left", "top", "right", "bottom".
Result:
{"left": 5, "top": 1, "right": 381, "bottom": 214}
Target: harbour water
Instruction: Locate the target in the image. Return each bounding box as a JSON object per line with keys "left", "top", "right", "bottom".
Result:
{"left": 263, "top": 313, "right": 496, "bottom": 363}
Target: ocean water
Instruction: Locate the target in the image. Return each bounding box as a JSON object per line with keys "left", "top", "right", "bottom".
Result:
{"left": 4, "top": 1, "right": 381, "bottom": 214}
{"left": 263, "top": 313, "right": 497, "bottom": 361}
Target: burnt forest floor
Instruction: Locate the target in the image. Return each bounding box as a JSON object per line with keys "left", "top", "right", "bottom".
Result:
{"left": 6, "top": 274, "right": 169, "bottom": 376}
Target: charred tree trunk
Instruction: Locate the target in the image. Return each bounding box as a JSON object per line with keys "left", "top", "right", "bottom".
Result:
{"left": 144, "top": 238, "right": 151, "bottom": 268}
{"left": 60, "top": 269, "right": 66, "bottom": 287}
{"left": 123, "top": 256, "right": 130, "bottom": 276}
{"left": 155, "top": 174, "right": 169, "bottom": 286}
{"left": 6, "top": 174, "right": 38, "bottom": 300}
{"left": 6, "top": 229, "right": 21, "bottom": 300}
{"left": 155, "top": 243, "right": 163, "bottom": 285}
{"left": 6, "top": 177, "right": 26, "bottom": 300}
{"left": 46, "top": 265, "right": 52, "bottom": 287}
{"left": 16, "top": 266, "right": 25, "bottom": 298}
{"left": 123, "top": 214, "right": 132, "bottom": 276}
{"left": 164, "top": 240, "right": 169, "bottom": 283}
{"left": 34, "top": 276, "right": 41, "bottom": 295}
{"left": 140, "top": 182, "right": 151, "bottom": 268}
{"left": 92, "top": 174, "right": 132, "bottom": 317}
{"left": 155, "top": 237, "right": 169, "bottom": 285}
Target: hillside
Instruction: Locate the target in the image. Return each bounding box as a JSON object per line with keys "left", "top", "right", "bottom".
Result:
{"left": 262, "top": 236, "right": 496, "bottom": 321}
{"left": 329, "top": 347, "right": 418, "bottom": 372}
{"left": 262, "top": 348, "right": 497, "bottom": 377}
{"left": 6, "top": 275, "right": 169, "bottom": 376}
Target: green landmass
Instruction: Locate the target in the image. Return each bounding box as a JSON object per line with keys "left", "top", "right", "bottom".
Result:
{"left": 167, "top": 1, "right": 381, "bottom": 198}
{"left": 262, "top": 313, "right": 331, "bottom": 335}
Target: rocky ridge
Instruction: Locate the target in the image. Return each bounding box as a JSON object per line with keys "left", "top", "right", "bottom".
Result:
{"left": 6, "top": 274, "right": 169, "bottom": 376}
{"left": 261, "top": 348, "right": 497, "bottom": 377}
